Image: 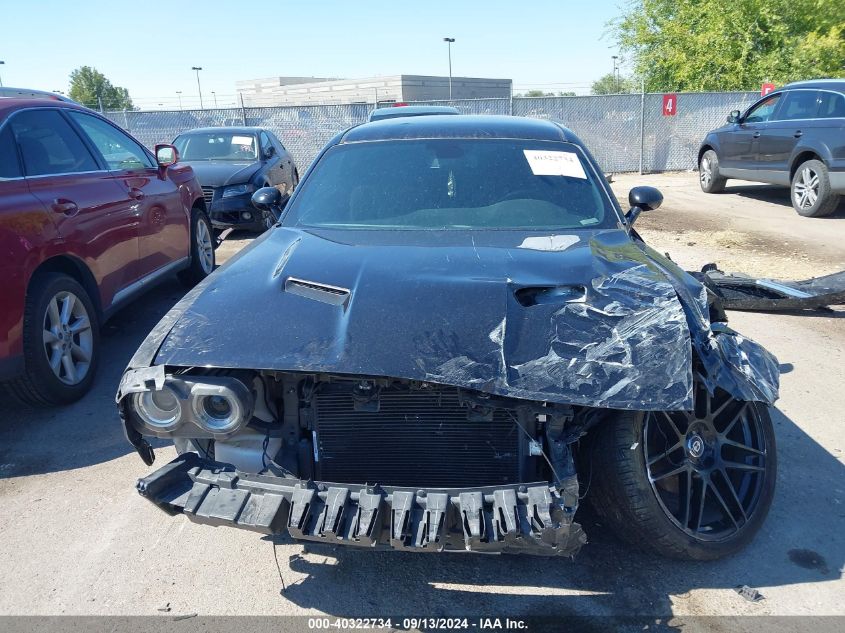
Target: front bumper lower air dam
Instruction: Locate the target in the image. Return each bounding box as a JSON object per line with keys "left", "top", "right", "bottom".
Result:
{"left": 137, "top": 453, "right": 586, "bottom": 556}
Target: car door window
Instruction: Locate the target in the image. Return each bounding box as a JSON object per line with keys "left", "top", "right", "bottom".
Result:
{"left": 260, "top": 131, "right": 272, "bottom": 155}
{"left": 69, "top": 111, "right": 154, "bottom": 170}
{"left": 777, "top": 91, "right": 819, "bottom": 121}
{"left": 744, "top": 94, "right": 782, "bottom": 123}
{"left": 0, "top": 125, "right": 23, "bottom": 179}
{"left": 818, "top": 92, "right": 845, "bottom": 118}
{"left": 10, "top": 109, "right": 99, "bottom": 176}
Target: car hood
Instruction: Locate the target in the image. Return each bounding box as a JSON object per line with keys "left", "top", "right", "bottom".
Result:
{"left": 133, "top": 227, "right": 778, "bottom": 411}
{"left": 180, "top": 161, "right": 262, "bottom": 187}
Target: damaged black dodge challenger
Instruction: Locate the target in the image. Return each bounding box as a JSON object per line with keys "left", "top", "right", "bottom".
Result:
{"left": 117, "top": 114, "right": 780, "bottom": 560}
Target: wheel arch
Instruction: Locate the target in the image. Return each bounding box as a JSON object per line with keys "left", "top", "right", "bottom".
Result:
{"left": 790, "top": 150, "right": 823, "bottom": 181}
{"left": 698, "top": 144, "right": 717, "bottom": 165}
{"left": 29, "top": 255, "right": 102, "bottom": 317}
{"left": 191, "top": 196, "right": 207, "bottom": 214}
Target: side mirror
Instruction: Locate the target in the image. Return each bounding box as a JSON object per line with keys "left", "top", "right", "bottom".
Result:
{"left": 263, "top": 146, "right": 275, "bottom": 159}
{"left": 726, "top": 110, "right": 741, "bottom": 124}
{"left": 155, "top": 144, "right": 178, "bottom": 167}
{"left": 625, "top": 186, "right": 663, "bottom": 225}
{"left": 251, "top": 186, "right": 285, "bottom": 223}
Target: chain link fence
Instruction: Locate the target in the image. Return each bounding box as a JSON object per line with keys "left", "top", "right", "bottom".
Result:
{"left": 640, "top": 92, "right": 761, "bottom": 172}
{"left": 103, "top": 104, "right": 371, "bottom": 172}
{"left": 105, "top": 92, "right": 760, "bottom": 174}
{"left": 514, "top": 94, "right": 643, "bottom": 173}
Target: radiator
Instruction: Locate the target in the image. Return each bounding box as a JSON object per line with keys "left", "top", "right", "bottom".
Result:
{"left": 312, "top": 384, "right": 522, "bottom": 488}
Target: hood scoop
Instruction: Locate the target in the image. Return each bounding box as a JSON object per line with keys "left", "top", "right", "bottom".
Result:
{"left": 514, "top": 285, "right": 586, "bottom": 307}
{"left": 284, "top": 276, "right": 350, "bottom": 307}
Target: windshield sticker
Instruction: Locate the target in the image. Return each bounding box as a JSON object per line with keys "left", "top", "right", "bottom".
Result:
{"left": 231, "top": 136, "right": 253, "bottom": 145}
{"left": 523, "top": 150, "right": 587, "bottom": 179}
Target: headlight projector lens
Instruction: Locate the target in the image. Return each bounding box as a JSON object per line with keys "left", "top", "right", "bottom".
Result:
{"left": 204, "top": 395, "right": 232, "bottom": 420}
{"left": 134, "top": 388, "right": 182, "bottom": 430}
{"left": 193, "top": 393, "right": 243, "bottom": 433}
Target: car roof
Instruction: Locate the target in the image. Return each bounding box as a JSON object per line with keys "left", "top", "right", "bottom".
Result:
{"left": 0, "top": 87, "right": 79, "bottom": 103}
{"left": 369, "top": 105, "right": 460, "bottom": 122}
{"left": 0, "top": 97, "right": 93, "bottom": 118}
{"left": 781, "top": 79, "right": 845, "bottom": 92}
{"left": 341, "top": 114, "right": 578, "bottom": 144}
{"left": 178, "top": 126, "right": 265, "bottom": 135}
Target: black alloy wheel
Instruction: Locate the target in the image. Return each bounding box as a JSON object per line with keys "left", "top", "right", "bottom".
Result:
{"left": 644, "top": 383, "right": 770, "bottom": 540}
{"left": 585, "top": 379, "right": 777, "bottom": 560}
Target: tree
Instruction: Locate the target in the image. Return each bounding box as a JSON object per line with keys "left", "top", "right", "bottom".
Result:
{"left": 68, "top": 66, "right": 134, "bottom": 111}
{"left": 590, "top": 73, "right": 639, "bottom": 95}
{"left": 614, "top": 0, "right": 845, "bottom": 92}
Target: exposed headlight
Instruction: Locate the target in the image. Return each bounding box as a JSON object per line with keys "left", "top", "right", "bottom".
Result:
{"left": 127, "top": 375, "right": 254, "bottom": 438}
{"left": 192, "top": 391, "right": 245, "bottom": 434}
{"left": 133, "top": 386, "right": 183, "bottom": 431}
{"left": 221, "top": 183, "right": 256, "bottom": 198}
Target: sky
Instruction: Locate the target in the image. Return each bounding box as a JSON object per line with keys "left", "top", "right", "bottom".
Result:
{"left": 0, "top": 0, "right": 628, "bottom": 109}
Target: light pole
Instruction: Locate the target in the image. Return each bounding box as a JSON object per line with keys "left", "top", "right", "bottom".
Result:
{"left": 176, "top": 90, "right": 183, "bottom": 111}
{"left": 443, "top": 38, "right": 455, "bottom": 100}
{"left": 212, "top": 91, "right": 218, "bottom": 108}
{"left": 191, "top": 66, "right": 204, "bottom": 109}
{"left": 612, "top": 55, "right": 619, "bottom": 93}
{"left": 0, "top": 61, "right": 5, "bottom": 87}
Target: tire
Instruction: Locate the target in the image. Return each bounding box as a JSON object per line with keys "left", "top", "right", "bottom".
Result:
{"left": 261, "top": 184, "right": 276, "bottom": 232}
{"left": 178, "top": 208, "right": 215, "bottom": 286}
{"left": 699, "top": 149, "right": 727, "bottom": 193}
{"left": 790, "top": 159, "right": 840, "bottom": 217}
{"left": 585, "top": 385, "right": 777, "bottom": 560}
{"left": 5, "top": 273, "right": 100, "bottom": 407}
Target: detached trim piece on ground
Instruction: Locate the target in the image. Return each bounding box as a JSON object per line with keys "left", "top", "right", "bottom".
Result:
{"left": 694, "top": 266, "right": 845, "bottom": 311}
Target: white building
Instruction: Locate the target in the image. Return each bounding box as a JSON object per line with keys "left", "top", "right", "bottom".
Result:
{"left": 236, "top": 75, "right": 512, "bottom": 106}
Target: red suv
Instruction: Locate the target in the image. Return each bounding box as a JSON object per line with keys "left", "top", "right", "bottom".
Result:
{"left": 0, "top": 97, "right": 215, "bottom": 406}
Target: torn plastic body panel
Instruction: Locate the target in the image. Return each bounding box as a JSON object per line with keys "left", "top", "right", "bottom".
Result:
{"left": 693, "top": 267, "right": 845, "bottom": 312}
{"left": 637, "top": 247, "right": 780, "bottom": 405}
{"left": 137, "top": 452, "right": 586, "bottom": 556}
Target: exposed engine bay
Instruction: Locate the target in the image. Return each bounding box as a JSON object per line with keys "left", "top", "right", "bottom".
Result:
{"left": 120, "top": 368, "right": 600, "bottom": 555}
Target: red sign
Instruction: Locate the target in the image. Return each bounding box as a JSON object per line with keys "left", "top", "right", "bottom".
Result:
{"left": 662, "top": 93, "right": 677, "bottom": 116}
{"left": 761, "top": 83, "right": 775, "bottom": 96}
